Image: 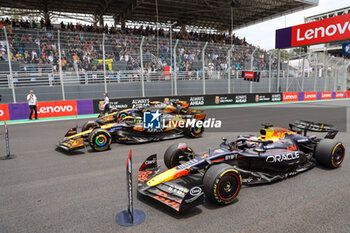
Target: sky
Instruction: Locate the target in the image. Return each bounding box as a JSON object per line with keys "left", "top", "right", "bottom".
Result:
{"left": 234, "top": 0, "right": 350, "bottom": 50}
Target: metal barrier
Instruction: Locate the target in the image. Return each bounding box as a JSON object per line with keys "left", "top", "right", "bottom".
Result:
{"left": 0, "top": 27, "right": 349, "bottom": 103}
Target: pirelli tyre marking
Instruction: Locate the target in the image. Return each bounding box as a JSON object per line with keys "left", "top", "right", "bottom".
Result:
{"left": 213, "top": 169, "right": 241, "bottom": 204}
{"left": 331, "top": 143, "right": 345, "bottom": 167}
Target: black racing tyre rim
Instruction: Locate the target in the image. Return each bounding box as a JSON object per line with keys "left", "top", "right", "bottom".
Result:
{"left": 217, "top": 173, "right": 240, "bottom": 201}
{"left": 333, "top": 144, "right": 345, "bottom": 166}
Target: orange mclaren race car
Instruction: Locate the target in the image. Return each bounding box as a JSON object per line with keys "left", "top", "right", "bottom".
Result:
{"left": 56, "top": 101, "right": 205, "bottom": 152}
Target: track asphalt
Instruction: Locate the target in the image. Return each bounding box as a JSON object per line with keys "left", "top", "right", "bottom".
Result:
{"left": 0, "top": 100, "right": 349, "bottom": 233}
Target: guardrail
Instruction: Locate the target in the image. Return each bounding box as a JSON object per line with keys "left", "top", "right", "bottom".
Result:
{"left": 1, "top": 91, "right": 349, "bottom": 122}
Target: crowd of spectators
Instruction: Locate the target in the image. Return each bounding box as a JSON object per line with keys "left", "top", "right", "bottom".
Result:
{"left": 0, "top": 17, "right": 271, "bottom": 80}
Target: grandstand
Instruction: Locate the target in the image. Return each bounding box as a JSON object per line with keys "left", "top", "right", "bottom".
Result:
{"left": 2, "top": 0, "right": 341, "bottom": 103}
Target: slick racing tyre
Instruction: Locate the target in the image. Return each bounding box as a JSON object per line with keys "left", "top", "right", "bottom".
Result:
{"left": 184, "top": 119, "right": 204, "bottom": 138}
{"left": 81, "top": 121, "right": 100, "bottom": 132}
{"left": 203, "top": 164, "right": 242, "bottom": 205}
{"left": 88, "top": 128, "right": 112, "bottom": 152}
{"left": 315, "top": 139, "right": 345, "bottom": 168}
{"left": 164, "top": 143, "right": 195, "bottom": 169}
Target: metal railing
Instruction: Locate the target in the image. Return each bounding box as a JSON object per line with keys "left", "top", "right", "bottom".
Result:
{"left": 0, "top": 26, "right": 349, "bottom": 103}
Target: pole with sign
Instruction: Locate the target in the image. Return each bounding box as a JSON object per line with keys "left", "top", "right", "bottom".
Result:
{"left": 0, "top": 121, "right": 14, "bottom": 160}
{"left": 116, "top": 149, "right": 145, "bottom": 226}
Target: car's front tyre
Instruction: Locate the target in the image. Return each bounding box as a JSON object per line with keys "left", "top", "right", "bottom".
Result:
{"left": 203, "top": 164, "right": 242, "bottom": 205}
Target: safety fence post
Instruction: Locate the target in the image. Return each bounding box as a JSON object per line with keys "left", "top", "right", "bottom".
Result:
{"left": 228, "top": 44, "right": 234, "bottom": 94}
{"left": 3, "top": 26, "right": 16, "bottom": 103}
{"left": 268, "top": 55, "right": 272, "bottom": 93}
{"left": 57, "top": 30, "right": 66, "bottom": 100}
{"left": 277, "top": 49, "right": 281, "bottom": 92}
{"left": 173, "top": 39, "right": 179, "bottom": 96}
{"left": 202, "top": 42, "right": 208, "bottom": 95}
{"left": 249, "top": 47, "right": 258, "bottom": 93}
{"left": 140, "top": 36, "right": 145, "bottom": 97}
{"left": 102, "top": 33, "right": 107, "bottom": 93}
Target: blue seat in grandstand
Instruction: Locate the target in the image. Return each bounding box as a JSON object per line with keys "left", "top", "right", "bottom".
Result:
{"left": 31, "top": 77, "right": 37, "bottom": 82}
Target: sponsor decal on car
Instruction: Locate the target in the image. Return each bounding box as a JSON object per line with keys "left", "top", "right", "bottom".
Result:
{"left": 266, "top": 151, "right": 300, "bottom": 163}
{"left": 283, "top": 92, "right": 299, "bottom": 102}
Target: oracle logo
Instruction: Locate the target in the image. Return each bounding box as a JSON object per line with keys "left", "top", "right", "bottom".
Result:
{"left": 39, "top": 105, "right": 73, "bottom": 114}
{"left": 0, "top": 109, "right": 3, "bottom": 116}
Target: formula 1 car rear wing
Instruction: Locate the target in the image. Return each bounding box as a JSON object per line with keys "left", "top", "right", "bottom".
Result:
{"left": 289, "top": 120, "right": 338, "bottom": 139}
{"left": 138, "top": 154, "right": 204, "bottom": 211}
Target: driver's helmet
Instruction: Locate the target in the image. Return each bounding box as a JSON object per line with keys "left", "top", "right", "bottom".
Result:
{"left": 247, "top": 136, "right": 258, "bottom": 147}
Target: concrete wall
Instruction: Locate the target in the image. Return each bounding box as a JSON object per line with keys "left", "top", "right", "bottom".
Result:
{"left": 0, "top": 77, "right": 338, "bottom": 103}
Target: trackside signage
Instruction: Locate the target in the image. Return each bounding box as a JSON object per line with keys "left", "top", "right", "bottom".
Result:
{"left": 276, "top": 13, "right": 350, "bottom": 49}
{"left": 0, "top": 104, "right": 10, "bottom": 121}
{"left": 38, "top": 101, "right": 77, "bottom": 118}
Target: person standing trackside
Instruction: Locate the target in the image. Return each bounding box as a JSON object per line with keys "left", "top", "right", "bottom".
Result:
{"left": 27, "top": 90, "right": 38, "bottom": 120}
{"left": 103, "top": 93, "right": 110, "bottom": 115}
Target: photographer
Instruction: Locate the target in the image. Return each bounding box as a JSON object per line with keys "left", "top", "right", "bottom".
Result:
{"left": 27, "top": 90, "right": 38, "bottom": 120}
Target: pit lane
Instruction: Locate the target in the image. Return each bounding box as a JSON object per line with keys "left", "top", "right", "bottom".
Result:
{"left": 0, "top": 100, "right": 349, "bottom": 233}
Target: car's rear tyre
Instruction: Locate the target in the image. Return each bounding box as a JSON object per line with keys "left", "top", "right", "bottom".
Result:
{"left": 88, "top": 128, "right": 112, "bottom": 152}
{"left": 82, "top": 121, "right": 100, "bottom": 132}
{"left": 184, "top": 119, "right": 204, "bottom": 138}
{"left": 164, "top": 143, "right": 195, "bottom": 169}
{"left": 203, "top": 164, "right": 242, "bottom": 205}
{"left": 315, "top": 139, "right": 345, "bottom": 168}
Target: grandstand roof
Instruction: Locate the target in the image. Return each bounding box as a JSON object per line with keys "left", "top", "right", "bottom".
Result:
{"left": 1, "top": 0, "right": 318, "bottom": 30}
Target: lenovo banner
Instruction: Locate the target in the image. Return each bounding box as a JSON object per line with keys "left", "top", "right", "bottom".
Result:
{"left": 283, "top": 92, "right": 299, "bottom": 102}
{"left": 0, "top": 104, "right": 10, "bottom": 121}
{"left": 320, "top": 92, "right": 333, "bottom": 100}
{"left": 304, "top": 92, "right": 317, "bottom": 101}
{"left": 37, "top": 101, "right": 77, "bottom": 118}
{"left": 347, "top": 90, "right": 350, "bottom": 98}
{"left": 276, "top": 13, "right": 350, "bottom": 49}
{"left": 334, "top": 92, "right": 345, "bottom": 99}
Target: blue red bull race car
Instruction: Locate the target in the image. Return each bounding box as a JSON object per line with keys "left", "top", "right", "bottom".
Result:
{"left": 138, "top": 120, "right": 345, "bottom": 211}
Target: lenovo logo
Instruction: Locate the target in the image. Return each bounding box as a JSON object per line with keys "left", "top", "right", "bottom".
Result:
{"left": 296, "top": 22, "right": 349, "bottom": 42}
{"left": 292, "top": 13, "right": 350, "bottom": 47}
{"left": 283, "top": 92, "right": 298, "bottom": 102}
{"left": 321, "top": 92, "right": 332, "bottom": 99}
{"left": 304, "top": 92, "right": 317, "bottom": 100}
{"left": 276, "top": 13, "right": 350, "bottom": 49}
{"left": 39, "top": 105, "right": 73, "bottom": 113}
{"left": 336, "top": 92, "right": 344, "bottom": 98}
